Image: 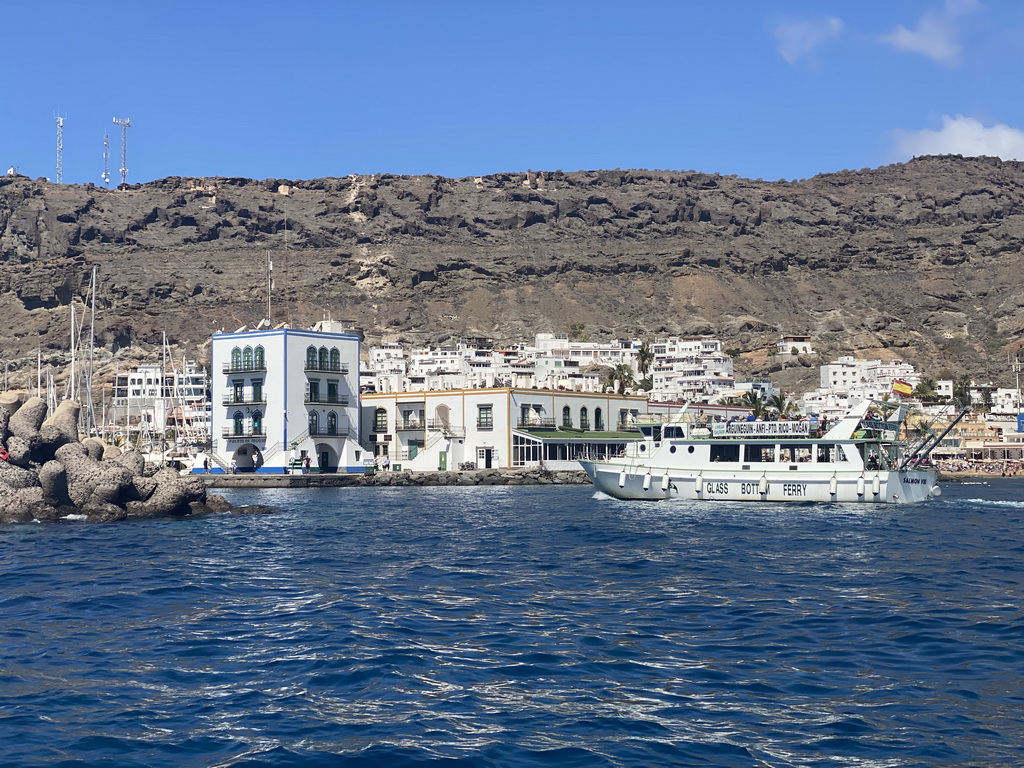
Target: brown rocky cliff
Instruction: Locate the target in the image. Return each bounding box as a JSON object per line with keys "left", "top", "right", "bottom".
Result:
{"left": 1, "top": 155, "right": 1022, "bottom": 389}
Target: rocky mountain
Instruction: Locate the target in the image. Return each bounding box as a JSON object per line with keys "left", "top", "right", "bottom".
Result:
{"left": 1, "top": 155, "right": 1023, "bottom": 393}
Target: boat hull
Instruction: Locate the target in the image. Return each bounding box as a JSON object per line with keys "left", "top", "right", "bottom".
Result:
{"left": 580, "top": 461, "right": 939, "bottom": 504}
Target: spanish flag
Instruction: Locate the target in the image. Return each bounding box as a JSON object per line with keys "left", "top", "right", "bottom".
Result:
{"left": 891, "top": 379, "right": 913, "bottom": 396}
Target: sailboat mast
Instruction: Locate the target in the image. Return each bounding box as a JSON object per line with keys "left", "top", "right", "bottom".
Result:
{"left": 69, "top": 301, "right": 76, "bottom": 402}
{"left": 86, "top": 265, "right": 97, "bottom": 435}
{"left": 161, "top": 332, "right": 168, "bottom": 461}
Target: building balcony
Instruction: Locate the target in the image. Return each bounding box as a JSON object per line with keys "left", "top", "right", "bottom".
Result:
{"left": 222, "top": 427, "right": 266, "bottom": 439}
{"left": 308, "top": 427, "right": 346, "bottom": 438}
{"left": 305, "top": 363, "right": 349, "bottom": 374}
{"left": 222, "top": 394, "right": 267, "bottom": 406}
{"left": 223, "top": 362, "right": 267, "bottom": 374}
{"left": 427, "top": 419, "right": 466, "bottom": 437}
{"left": 476, "top": 420, "right": 494, "bottom": 430}
{"left": 304, "top": 395, "right": 350, "bottom": 406}
{"left": 398, "top": 420, "right": 424, "bottom": 431}
{"left": 517, "top": 418, "right": 556, "bottom": 430}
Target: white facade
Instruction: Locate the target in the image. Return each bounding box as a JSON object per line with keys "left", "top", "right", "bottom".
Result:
{"left": 211, "top": 322, "right": 364, "bottom": 473}
{"left": 777, "top": 335, "right": 814, "bottom": 355}
{"left": 804, "top": 356, "right": 922, "bottom": 419}
{"left": 360, "top": 387, "right": 650, "bottom": 472}
{"left": 648, "top": 337, "right": 734, "bottom": 402}
{"left": 360, "top": 333, "right": 732, "bottom": 402}
{"left": 110, "top": 361, "right": 210, "bottom": 443}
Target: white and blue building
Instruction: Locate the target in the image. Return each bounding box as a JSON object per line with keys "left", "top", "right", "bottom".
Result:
{"left": 210, "top": 321, "right": 366, "bottom": 473}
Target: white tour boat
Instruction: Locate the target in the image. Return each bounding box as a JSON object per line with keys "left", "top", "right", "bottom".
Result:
{"left": 580, "top": 400, "right": 967, "bottom": 504}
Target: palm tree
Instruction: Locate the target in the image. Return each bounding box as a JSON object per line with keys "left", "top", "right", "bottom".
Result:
{"left": 740, "top": 390, "right": 766, "bottom": 419}
{"left": 913, "top": 377, "right": 938, "bottom": 401}
{"left": 636, "top": 341, "right": 654, "bottom": 376}
{"left": 605, "top": 363, "right": 636, "bottom": 395}
{"left": 766, "top": 393, "right": 799, "bottom": 419}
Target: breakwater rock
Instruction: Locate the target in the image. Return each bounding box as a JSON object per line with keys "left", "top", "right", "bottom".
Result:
{"left": 0, "top": 392, "right": 270, "bottom": 523}
{"left": 205, "top": 467, "right": 591, "bottom": 489}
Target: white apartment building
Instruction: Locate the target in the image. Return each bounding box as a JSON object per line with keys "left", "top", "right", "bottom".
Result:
{"left": 109, "top": 361, "right": 210, "bottom": 442}
{"left": 360, "top": 387, "right": 650, "bottom": 471}
{"left": 211, "top": 321, "right": 365, "bottom": 473}
{"left": 777, "top": 335, "right": 814, "bottom": 355}
{"left": 803, "top": 356, "right": 922, "bottom": 419}
{"left": 648, "top": 337, "right": 734, "bottom": 402}
{"left": 360, "top": 333, "right": 733, "bottom": 402}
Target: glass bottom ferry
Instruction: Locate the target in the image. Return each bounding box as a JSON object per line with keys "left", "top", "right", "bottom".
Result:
{"left": 580, "top": 401, "right": 964, "bottom": 504}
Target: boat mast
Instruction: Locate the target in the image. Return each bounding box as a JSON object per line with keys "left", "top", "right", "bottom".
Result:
{"left": 86, "top": 265, "right": 97, "bottom": 435}
{"left": 69, "top": 300, "right": 76, "bottom": 402}
{"left": 161, "top": 332, "right": 168, "bottom": 463}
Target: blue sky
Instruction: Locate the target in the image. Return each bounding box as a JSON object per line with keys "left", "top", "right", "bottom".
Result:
{"left": 5, "top": 0, "right": 1024, "bottom": 184}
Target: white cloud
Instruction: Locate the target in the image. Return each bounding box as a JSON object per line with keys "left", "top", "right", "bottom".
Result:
{"left": 880, "top": 0, "right": 979, "bottom": 65}
{"left": 774, "top": 17, "right": 843, "bottom": 64}
{"left": 893, "top": 115, "right": 1024, "bottom": 160}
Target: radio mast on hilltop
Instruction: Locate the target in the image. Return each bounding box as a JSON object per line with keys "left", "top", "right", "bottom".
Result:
{"left": 101, "top": 133, "right": 110, "bottom": 188}
{"left": 55, "top": 114, "right": 65, "bottom": 184}
{"left": 112, "top": 117, "right": 131, "bottom": 185}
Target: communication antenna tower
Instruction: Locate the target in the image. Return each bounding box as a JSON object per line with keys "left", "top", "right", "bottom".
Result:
{"left": 55, "top": 114, "right": 65, "bottom": 184}
{"left": 112, "top": 117, "right": 131, "bottom": 185}
{"left": 101, "top": 134, "right": 110, "bottom": 187}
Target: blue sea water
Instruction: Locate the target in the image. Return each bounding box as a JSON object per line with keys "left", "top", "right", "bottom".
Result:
{"left": 2, "top": 481, "right": 1023, "bottom": 767}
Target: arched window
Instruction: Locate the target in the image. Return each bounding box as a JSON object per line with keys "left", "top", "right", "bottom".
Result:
{"left": 580, "top": 407, "right": 590, "bottom": 431}
{"left": 306, "top": 346, "right": 318, "bottom": 370}
{"left": 327, "top": 411, "right": 338, "bottom": 435}
{"left": 309, "top": 411, "right": 320, "bottom": 435}
{"left": 251, "top": 410, "right": 263, "bottom": 435}
{"left": 330, "top": 348, "right": 341, "bottom": 371}
{"left": 233, "top": 411, "right": 244, "bottom": 436}
{"left": 595, "top": 407, "right": 604, "bottom": 431}
{"left": 231, "top": 347, "right": 242, "bottom": 370}
{"left": 374, "top": 408, "right": 388, "bottom": 432}
{"left": 242, "top": 346, "right": 254, "bottom": 370}
{"left": 254, "top": 346, "right": 265, "bottom": 369}
{"left": 562, "top": 406, "right": 572, "bottom": 428}
{"left": 318, "top": 347, "right": 330, "bottom": 371}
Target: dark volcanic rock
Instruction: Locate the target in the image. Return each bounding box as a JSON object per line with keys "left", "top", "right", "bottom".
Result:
{"left": 2, "top": 155, "right": 1024, "bottom": 390}
{"left": 1, "top": 396, "right": 275, "bottom": 523}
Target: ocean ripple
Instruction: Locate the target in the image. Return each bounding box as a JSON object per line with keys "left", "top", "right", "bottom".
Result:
{"left": 2, "top": 482, "right": 1024, "bottom": 766}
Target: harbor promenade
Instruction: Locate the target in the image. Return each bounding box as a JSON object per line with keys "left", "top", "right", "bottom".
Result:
{"left": 202, "top": 467, "right": 590, "bottom": 489}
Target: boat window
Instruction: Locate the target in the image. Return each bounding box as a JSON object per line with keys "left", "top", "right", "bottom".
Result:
{"left": 816, "top": 444, "right": 850, "bottom": 463}
{"left": 651, "top": 425, "right": 662, "bottom": 443}
{"left": 861, "top": 443, "right": 889, "bottom": 470}
{"left": 710, "top": 444, "right": 740, "bottom": 463}
{"left": 743, "top": 444, "right": 771, "bottom": 462}
{"left": 779, "top": 443, "right": 811, "bottom": 463}
{"left": 663, "top": 425, "right": 684, "bottom": 439}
